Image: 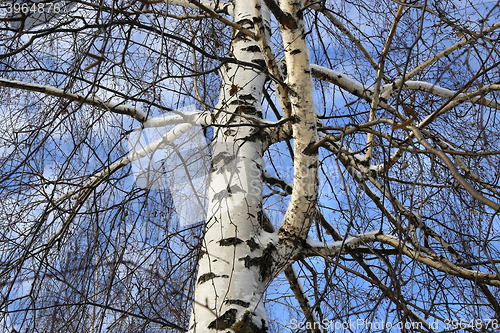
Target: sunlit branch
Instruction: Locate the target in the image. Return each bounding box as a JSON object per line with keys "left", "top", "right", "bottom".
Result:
{"left": 418, "top": 84, "right": 500, "bottom": 128}
{"left": 264, "top": 168, "right": 432, "bottom": 329}
{"left": 310, "top": 64, "right": 500, "bottom": 201}
{"left": 143, "top": 111, "right": 212, "bottom": 128}
{"left": 310, "top": 64, "right": 402, "bottom": 118}
{"left": 382, "top": 81, "right": 500, "bottom": 110}
{"left": 0, "top": 77, "right": 147, "bottom": 122}
{"left": 306, "top": 231, "right": 500, "bottom": 287}
{"left": 278, "top": 0, "right": 318, "bottom": 241}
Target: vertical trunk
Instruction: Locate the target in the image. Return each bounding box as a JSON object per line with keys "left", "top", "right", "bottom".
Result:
{"left": 278, "top": 0, "right": 318, "bottom": 242}
{"left": 187, "top": 1, "right": 275, "bottom": 331}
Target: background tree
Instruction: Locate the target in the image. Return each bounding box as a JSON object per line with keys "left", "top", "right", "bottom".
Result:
{"left": 1, "top": 0, "right": 500, "bottom": 332}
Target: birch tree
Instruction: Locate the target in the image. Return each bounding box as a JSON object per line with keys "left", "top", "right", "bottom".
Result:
{"left": 1, "top": 0, "right": 500, "bottom": 332}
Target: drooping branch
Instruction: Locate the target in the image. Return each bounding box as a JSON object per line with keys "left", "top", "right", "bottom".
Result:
{"left": 263, "top": 170, "right": 434, "bottom": 329}
{"left": 382, "top": 80, "right": 500, "bottom": 110}
{"left": 0, "top": 78, "right": 147, "bottom": 122}
{"left": 306, "top": 231, "right": 500, "bottom": 287}
{"left": 365, "top": 1, "right": 405, "bottom": 161}
{"left": 382, "top": 20, "right": 500, "bottom": 99}
{"left": 409, "top": 126, "right": 500, "bottom": 212}
{"left": 46, "top": 122, "right": 200, "bottom": 250}
{"left": 316, "top": 135, "right": 500, "bottom": 315}
{"left": 310, "top": 5, "right": 378, "bottom": 72}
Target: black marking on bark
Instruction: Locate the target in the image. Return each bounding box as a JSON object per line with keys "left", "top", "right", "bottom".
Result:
{"left": 232, "top": 310, "right": 268, "bottom": 333}
{"left": 208, "top": 308, "right": 238, "bottom": 330}
{"left": 239, "top": 94, "right": 256, "bottom": 101}
{"left": 251, "top": 58, "right": 267, "bottom": 68}
{"left": 250, "top": 108, "right": 261, "bottom": 116}
{"left": 236, "top": 18, "right": 254, "bottom": 29}
{"left": 258, "top": 210, "right": 275, "bottom": 233}
{"left": 303, "top": 143, "right": 318, "bottom": 155}
{"left": 224, "top": 129, "right": 236, "bottom": 136}
{"left": 239, "top": 243, "right": 276, "bottom": 281}
{"left": 229, "top": 102, "right": 257, "bottom": 115}
{"left": 290, "top": 49, "right": 302, "bottom": 55}
{"left": 290, "top": 115, "right": 301, "bottom": 123}
{"left": 308, "top": 161, "right": 318, "bottom": 169}
{"left": 246, "top": 127, "right": 265, "bottom": 141}
{"left": 252, "top": 16, "right": 263, "bottom": 24}
{"left": 198, "top": 272, "right": 218, "bottom": 284}
{"left": 244, "top": 45, "right": 261, "bottom": 53}
{"left": 297, "top": 9, "right": 303, "bottom": 20}
{"left": 197, "top": 250, "right": 205, "bottom": 262}
{"left": 213, "top": 152, "right": 236, "bottom": 166}
{"left": 219, "top": 237, "right": 244, "bottom": 246}
{"left": 225, "top": 299, "right": 251, "bottom": 308}
{"left": 262, "top": 0, "right": 297, "bottom": 30}
{"left": 234, "top": 31, "right": 251, "bottom": 42}
{"left": 220, "top": 4, "right": 231, "bottom": 15}
{"left": 246, "top": 238, "right": 260, "bottom": 251}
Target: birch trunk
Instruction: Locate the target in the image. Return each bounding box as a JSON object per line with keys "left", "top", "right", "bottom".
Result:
{"left": 188, "top": 0, "right": 318, "bottom": 328}
{"left": 187, "top": 1, "right": 276, "bottom": 331}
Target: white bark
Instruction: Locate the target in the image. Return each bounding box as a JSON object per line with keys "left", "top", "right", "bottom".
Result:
{"left": 187, "top": 1, "right": 275, "bottom": 331}
{"left": 278, "top": 0, "right": 319, "bottom": 242}
{"left": 381, "top": 80, "right": 500, "bottom": 110}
